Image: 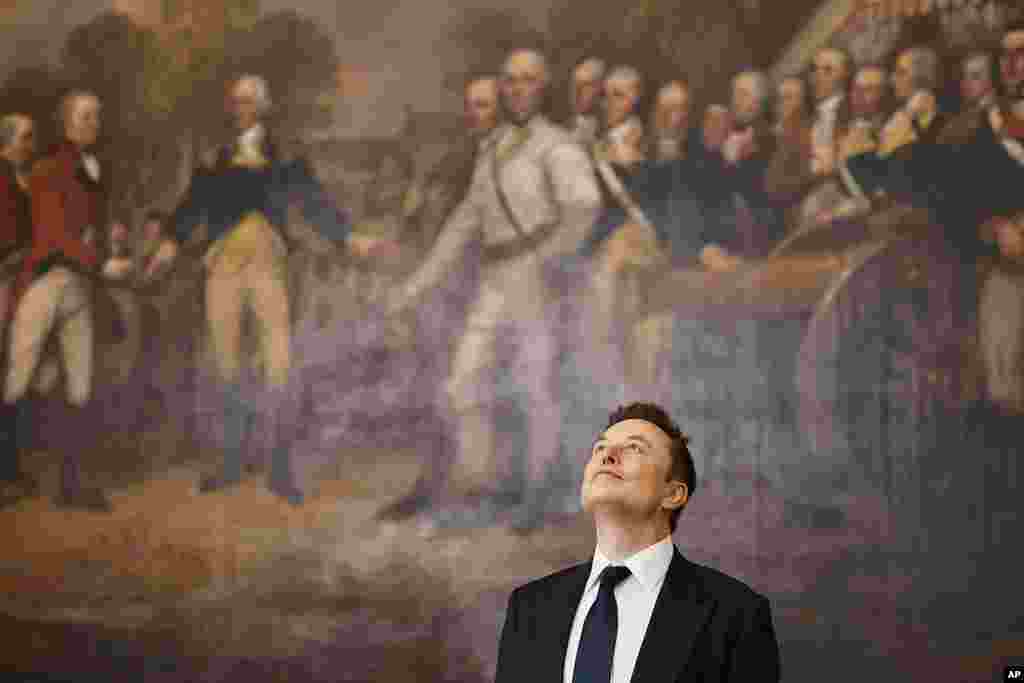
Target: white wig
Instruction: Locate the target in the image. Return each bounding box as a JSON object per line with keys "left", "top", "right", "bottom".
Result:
{"left": 606, "top": 65, "right": 644, "bottom": 95}
{"left": 234, "top": 74, "right": 273, "bottom": 114}
{"left": 503, "top": 48, "right": 550, "bottom": 83}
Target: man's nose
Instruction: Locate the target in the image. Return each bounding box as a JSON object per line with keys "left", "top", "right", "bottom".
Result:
{"left": 601, "top": 446, "right": 621, "bottom": 465}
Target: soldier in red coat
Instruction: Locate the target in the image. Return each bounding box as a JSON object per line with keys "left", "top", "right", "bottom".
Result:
{"left": 2, "top": 91, "right": 111, "bottom": 511}
{"left": 0, "top": 113, "right": 37, "bottom": 501}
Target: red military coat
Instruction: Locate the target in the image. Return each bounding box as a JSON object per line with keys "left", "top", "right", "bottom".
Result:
{"left": 16, "top": 142, "right": 103, "bottom": 297}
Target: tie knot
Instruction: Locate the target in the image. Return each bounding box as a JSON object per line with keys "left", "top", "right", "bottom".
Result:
{"left": 599, "top": 565, "right": 632, "bottom": 592}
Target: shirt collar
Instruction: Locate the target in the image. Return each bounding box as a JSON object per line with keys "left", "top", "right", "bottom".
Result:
{"left": 239, "top": 123, "right": 265, "bottom": 149}
{"left": 586, "top": 535, "right": 675, "bottom": 595}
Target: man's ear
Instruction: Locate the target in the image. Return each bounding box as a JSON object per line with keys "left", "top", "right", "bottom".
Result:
{"left": 662, "top": 480, "right": 689, "bottom": 512}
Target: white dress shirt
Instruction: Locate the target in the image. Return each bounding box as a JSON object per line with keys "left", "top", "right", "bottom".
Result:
{"left": 563, "top": 535, "right": 675, "bottom": 683}
{"left": 236, "top": 123, "right": 266, "bottom": 163}
{"left": 81, "top": 153, "right": 100, "bottom": 182}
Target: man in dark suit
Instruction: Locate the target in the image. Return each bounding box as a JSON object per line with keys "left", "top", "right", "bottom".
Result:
{"left": 495, "top": 402, "right": 780, "bottom": 683}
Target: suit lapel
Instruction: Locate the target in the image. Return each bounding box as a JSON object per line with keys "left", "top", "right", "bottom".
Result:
{"left": 629, "top": 550, "right": 714, "bottom": 683}
{"left": 541, "top": 562, "right": 590, "bottom": 679}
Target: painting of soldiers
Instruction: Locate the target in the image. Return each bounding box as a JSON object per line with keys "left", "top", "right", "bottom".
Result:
{"left": 167, "top": 74, "right": 381, "bottom": 506}
{"left": 0, "top": 2, "right": 1023, "bottom": 680}
{"left": 387, "top": 49, "right": 602, "bottom": 534}
{"left": 3, "top": 92, "right": 111, "bottom": 511}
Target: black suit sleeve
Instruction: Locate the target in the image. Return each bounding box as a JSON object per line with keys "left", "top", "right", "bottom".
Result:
{"left": 724, "top": 595, "right": 780, "bottom": 682}
{"left": 494, "top": 589, "right": 522, "bottom": 683}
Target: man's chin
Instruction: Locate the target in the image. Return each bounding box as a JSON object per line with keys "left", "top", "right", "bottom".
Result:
{"left": 581, "top": 486, "right": 628, "bottom": 510}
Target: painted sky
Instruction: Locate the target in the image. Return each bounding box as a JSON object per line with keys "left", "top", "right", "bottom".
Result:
{"left": 1, "top": 0, "right": 552, "bottom": 137}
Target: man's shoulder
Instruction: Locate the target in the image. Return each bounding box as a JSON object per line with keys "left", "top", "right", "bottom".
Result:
{"left": 198, "top": 143, "right": 229, "bottom": 171}
{"left": 271, "top": 136, "right": 313, "bottom": 166}
{"left": 510, "top": 562, "right": 588, "bottom": 602}
{"left": 28, "top": 154, "right": 71, "bottom": 192}
{"left": 31, "top": 154, "right": 66, "bottom": 180}
{"left": 684, "top": 556, "right": 768, "bottom": 607}
{"left": 531, "top": 117, "right": 580, "bottom": 151}
{"left": 937, "top": 107, "right": 984, "bottom": 147}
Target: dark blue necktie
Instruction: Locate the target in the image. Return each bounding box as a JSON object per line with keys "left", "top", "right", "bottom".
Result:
{"left": 573, "top": 565, "right": 632, "bottom": 683}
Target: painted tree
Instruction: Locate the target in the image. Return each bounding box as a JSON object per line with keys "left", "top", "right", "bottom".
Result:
{"left": 0, "top": 65, "right": 67, "bottom": 153}
{"left": 61, "top": 12, "right": 167, "bottom": 217}
{"left": 221, "top": 10, "right": 340, "bottom": 135}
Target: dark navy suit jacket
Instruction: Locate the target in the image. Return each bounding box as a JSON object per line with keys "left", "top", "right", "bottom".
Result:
{"left": 495, "top": 548, "right": 781, "bottom": 683}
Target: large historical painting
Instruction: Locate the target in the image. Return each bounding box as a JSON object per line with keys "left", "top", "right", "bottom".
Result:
{"left": 1, "top": 0, "right": 1022, "bottom": 681}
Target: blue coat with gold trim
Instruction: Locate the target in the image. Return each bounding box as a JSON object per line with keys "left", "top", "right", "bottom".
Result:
{"left": 171, "top": 137, "right": 351, "bottom": 247}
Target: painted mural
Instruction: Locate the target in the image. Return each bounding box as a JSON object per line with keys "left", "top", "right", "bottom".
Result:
{"left": 0, "top": 0, "right": 1022, "bottom": 680}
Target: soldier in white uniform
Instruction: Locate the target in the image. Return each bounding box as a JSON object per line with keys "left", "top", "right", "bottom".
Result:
{"left": 388, "top": 48, "right": 602, "bottom": 533}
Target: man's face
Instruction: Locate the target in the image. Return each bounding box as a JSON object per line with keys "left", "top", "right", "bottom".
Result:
{"left": 581, "top": 419, "right": 683, "bottom": 522}
{"left": 702, "top": 108, "right": 733, "bottom": 150}
{"left": 603, "top": 77, "right": 640, "bottom": 129}
{"left": 229, "top": 81, "right": 263, "bottom": 132}
{"left": 65, "top": 96, "right": 101, "bottom": 149}
{"left": 812, "top": 50, "right": 846, "bottom": 102}
{"left": 465, "top": 79, "right": 499, "bottom": 136}
{"left": 961, "top": 56, "right": 993, "bottom": 105}
{"left": 501, "top": 52, "right": 546, "bottom": 124}
{"left": 109, "top": 220, "right": 129, "bottom": 245}
{"left": 653, "top": 85, "right": 689, "bottom": 136}
{"left": 851, "top": 68, "right": 886, "bottom": 118}
{"left": 776, "top": 79, "right": 805, "bottom": 123}
{"left": 996, "top": 217, "right": 1024, "bottom": 262}
{"left": 143, "top": 219, "right": 164, "bottom": 242}
{"left": 572, "top": 64, "right": 603, "bottom": 116}
{"left": 2, "top": 116, "right": 35, "bottom": 166}
{"left": 731, "top": 76, "right": 762, "bottom": 126}
{"left": 891, "top": 52, "right": 915, "bottom": 102}
{"left": 1001, "top": 31, "right": 1024, "bottom": 98}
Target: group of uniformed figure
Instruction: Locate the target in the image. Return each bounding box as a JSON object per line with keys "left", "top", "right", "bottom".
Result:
{"left": 381, "top": 27, "right": 1024, "bottom": 532}
{"left": 0, "top": 76, "right": 390, "bottom": 511}
{"left": 1, "top": 24, "right": 1023, "bottom": 529}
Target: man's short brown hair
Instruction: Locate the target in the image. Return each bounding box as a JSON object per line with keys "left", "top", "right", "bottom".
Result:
{"left": 606, "top": 401, "right": 696, "bottom": 532}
